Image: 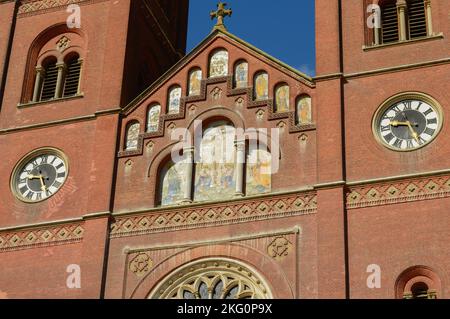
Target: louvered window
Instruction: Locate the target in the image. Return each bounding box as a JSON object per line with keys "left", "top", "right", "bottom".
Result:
{"left": 63, "top": 56, "right": 81, "bottom": 97}
{"left": 381, "top": 2, "right": 399, "bottom": 44}
{"left": 408, "top": 0, "right": 427, "bottom": 39}
{"left": 40, "top": 61, "right": 58, "bottom": 101}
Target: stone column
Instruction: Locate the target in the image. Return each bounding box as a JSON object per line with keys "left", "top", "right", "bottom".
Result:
{"left": 234, "top": 140, "right": 245, "bottom": 197}
{"left": 54, "top": 62, "right": 66, "bottom": 99}
{"left": 373, "top": 9, "right": 380, "bottom": 45}
{"left": 425, "top": 0, "right": 433, "bottom": 36}
{"left": 182, "top": 147, "right": 194, "bottom": 203}
{"left": 32, "top": 66, "right": 45, "bottom": 102}
{"left": 77, "top": 58, "right": 84, "bottom": 95}
{"left": 397, "top": 1, "right": 408, "bottom": 41}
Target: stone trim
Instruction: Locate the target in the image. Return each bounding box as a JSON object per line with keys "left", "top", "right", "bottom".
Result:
{"left": 17, "top": 0, "right": 109, "bottom": 17}
{"left": 345, "top": 56, "right": 450, "bottom": 80}
{"left": 0, "top": 108, "right": 120, "bottom": 135}
{"left": 346, "top": 173, "right": 450, "bottom": 209}
{"left": 0, "top": 222, "right": 84, "bottom": 252}
{"left": 110, "top": 191, "right": 317, "bottom": 238}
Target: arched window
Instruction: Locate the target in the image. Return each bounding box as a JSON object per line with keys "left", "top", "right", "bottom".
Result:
{"left": 149, "top": 259, "right": 272, "bottom": 299}
{"left": 296, "top": 95, "right": 312, "bottom": 125}
{"left": 24, "top": 27, "right": 86, "bottom": 104}
{"left": 246, "top": 144, "right": 272, "bottom": 196}
{"left": 63, "top": 53, "right": 82, "bottom": 98}
{"left": 167, "top": 86, "right": 182, "bottom": 114}
{"left": 147, "top": 104, "right": 161, "bottom": 133}
{"left": 234, "top": 60, "right": 248, "bottom": 88}
{"left": 274, "top": 84, "right": 290, "bottom": 113}
{"left": 396, "top": 266, "right": 440, "bottom": 299}
{"left": 39, "top": 57, "right": 59, "bottom": 101}
{"left": 125, "top": 122, "right": 140, "bottom": 150}
{"left": 194, "top": 121, "right": 236, "bottom": 202}
{"left": 159, "top": 160, "right": 188, "bottom": 206}
{"left": 254, "top": 72, "right": 269, "bottom": 100}
{"left": 188, "top": 68, "right": 202, "bottom": 96}
{"left": 209, "top": 49, "right": 228, "bottom": 78}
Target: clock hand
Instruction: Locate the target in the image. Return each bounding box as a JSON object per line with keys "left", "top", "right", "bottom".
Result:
{"left": 27, "top": 174, "right": 47, "bottom": 191}
{"left": 38, "top": 175, "right": 47, "bottom": 192}
{"left": 406, "top": 122, "right": 420, "bottom": 143}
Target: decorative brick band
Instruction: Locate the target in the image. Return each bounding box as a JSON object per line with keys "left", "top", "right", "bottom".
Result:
{"left": 346, "top": 174, "right": 450, "bottom": 209}
{"left": 110, "top": 192, "right": 317, "bottom": 238}
{"left": 0, "top": 223, "right": 84, "bottom": 252}
{"left": 18, "top": 0, "right": 108, "bottom": 17}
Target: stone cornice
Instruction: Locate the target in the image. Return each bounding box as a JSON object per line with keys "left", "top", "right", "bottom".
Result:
{"left": 0, "top": 108, "right": 120, "bottom": 135}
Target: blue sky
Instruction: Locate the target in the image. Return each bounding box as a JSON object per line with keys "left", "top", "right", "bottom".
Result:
{"left": 187, "top": 0, "right": 316, "bottom": 76}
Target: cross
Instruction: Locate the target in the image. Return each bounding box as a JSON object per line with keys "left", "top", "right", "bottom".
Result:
{"left": 210, "top": 2, "right": 232, "bottom": 31}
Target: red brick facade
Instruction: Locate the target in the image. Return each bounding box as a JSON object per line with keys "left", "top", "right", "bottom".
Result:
{"left": 0, "top": 0, "right": 448, "bottom": 299}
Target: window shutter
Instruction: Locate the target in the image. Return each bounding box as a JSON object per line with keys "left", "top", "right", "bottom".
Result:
{"left": 40, "top": 63, "right": 58, "bottom": 101}
{"left": 381, "top": 2, "right": 399, "bottom": 44}
{"left": 63, "top": 58, "right": 81, "bottom": 97}
{"left": 408, "top": 0, "right": 427, "bottom": 39}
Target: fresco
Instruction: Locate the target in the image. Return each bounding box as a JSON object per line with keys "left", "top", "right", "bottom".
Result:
{"left": 126, "top": 122, "right": 140, "bottom": 150}
{"left": 275, "top": 85, "right": 290, "bottom": 113}
{"left": 234, "top": 61, "right": 248, "bottom": 88}
{"left": 194, "top": 122, "right": 236, "bottom": 202}
{"left": 254, "top": 72, "right": 269, "bottom": 100}
{"left": 189, "top": 69, "right": 202, "bottom": 96}
{"left": 209, "top": 50, "right": 229, "bottom": 77}
{"left": 296, "top": 95, "right": 312, "bottom": 125}
{"left": 168, "top": 86, "right": 182, "bottom": 114}
{"left": 160, "top": 160, "right": 188, "bottom": 206}
{"left": 246, "top": 147, "right": 272, "bottom": 195}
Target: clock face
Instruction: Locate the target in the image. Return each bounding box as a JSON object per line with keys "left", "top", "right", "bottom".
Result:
{"left": 12, "top": 152, "right": 68, "bottom": 203}
{"left": 377, "top": 99, "right": 441, "bottom": 151}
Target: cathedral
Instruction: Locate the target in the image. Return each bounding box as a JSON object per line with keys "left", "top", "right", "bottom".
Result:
{"left": 0, "top": 0, "right": 448, "bottom": 299}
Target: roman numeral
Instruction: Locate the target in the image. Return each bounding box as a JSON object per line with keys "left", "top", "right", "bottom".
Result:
{"left": 53, "top": 181, "right": 62, "bottom": 189}
{"left": 26, "top": 191, "right": 34, "bottom": 200}
{"left": 393, "top": 138, "right": 403, "bottom": 149}
{"left": 19, "top": 186, "right": 28, "bottom": 194}
{"left": 36, "top": 193, "right": 42, "bottom": 201}
{"left": 392, "top": 105, "right": 402, "bottom": 113}
{"left": 424, "top": 128, "right": 435, "bottom": 136}
{"left": 402, "top": 101, "right": 412, "bottom": 110}
{"left": 56, "top": 163, "right": 64, "bottom": 170}
{"left": 415, "top": 102, "right": 423, "bottom": 110}
{"left": 384, "top": 133, "right": 395, "bottom": 143}
{"left": 406, "top": 140, "right": 414, "bottom": 149}
{"left": 427, "top": 118, "right": 437, "bottom": 125}
{"left": 381, "top": 125, "right": 391, "bottom": 132}
{"left": 57, "top": 172, "right": 66, "bottom": 179}
{"left": 41, "top": 156, "right": 48, "bottom": 164}
{"left": 423, "top": 108, "right": 433, "bottom": 116}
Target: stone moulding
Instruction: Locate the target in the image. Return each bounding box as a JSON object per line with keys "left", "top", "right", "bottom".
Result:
{"left": 0, "top": 222, "right": 84, "bottom": 252}
{"left": 346, "top": 173, "right": 450, "bottom": 209}
{"left": 110, "top": 192, "right": 317, "bottom": 238}
{"left": 17, "top": 0, "right": 108, "bottom": 17}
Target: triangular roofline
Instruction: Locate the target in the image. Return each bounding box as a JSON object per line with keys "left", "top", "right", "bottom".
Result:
{"left": 122, "top": 29, "right": 315, "bottom": 114}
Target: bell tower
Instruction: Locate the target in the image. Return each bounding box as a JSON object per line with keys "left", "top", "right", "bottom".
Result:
{"left": 0, "top": 0, "right": 188, "bottom": 298}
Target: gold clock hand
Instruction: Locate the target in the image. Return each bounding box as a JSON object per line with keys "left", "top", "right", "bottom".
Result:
{"left": 406, "top": 122, "right": 420, "bottom": 143}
